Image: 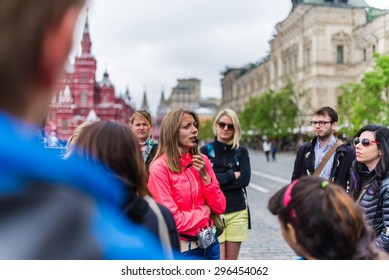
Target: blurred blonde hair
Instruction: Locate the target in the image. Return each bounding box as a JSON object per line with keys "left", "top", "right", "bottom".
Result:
{"left": 129, "top": 110, "right": 153, "bottom": 127}
{"left": 63, "top": 121, "right": 92, "bottom": 159}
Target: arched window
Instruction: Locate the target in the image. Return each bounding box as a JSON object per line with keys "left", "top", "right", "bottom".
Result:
{"left": 337, "top": 45, "right": 344, "bottom": 64}
{"left": 62, "top": 119, "right": 68, "bottom": 131}
{"left": 81, "top": 91, "right": 87, "bottom": 104}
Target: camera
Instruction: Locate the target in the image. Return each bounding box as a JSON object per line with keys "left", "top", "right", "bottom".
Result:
{"left": 197, "top": 227, "right": 215, "bottom": 249}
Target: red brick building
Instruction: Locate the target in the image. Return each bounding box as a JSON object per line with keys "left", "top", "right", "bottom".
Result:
{"left": 45, "top": 15, "right": 133, "bottom": 141}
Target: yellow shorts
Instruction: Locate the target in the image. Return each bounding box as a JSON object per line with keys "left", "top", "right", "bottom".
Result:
{"left": 218, "top": 209, "right": 248, "bottom": 243}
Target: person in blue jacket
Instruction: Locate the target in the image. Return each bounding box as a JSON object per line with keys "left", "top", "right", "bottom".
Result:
{"left": 0, "top": 0, "right": 165, "bottom": 259}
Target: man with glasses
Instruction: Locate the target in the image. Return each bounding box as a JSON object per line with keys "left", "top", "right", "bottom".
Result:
{"left": 291, "top": 107, "right": 355, "bottom": 190}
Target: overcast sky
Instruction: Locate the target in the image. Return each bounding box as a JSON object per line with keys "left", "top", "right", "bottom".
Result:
{"left": 70, "top": 0, "right": 388, "bottom": 115}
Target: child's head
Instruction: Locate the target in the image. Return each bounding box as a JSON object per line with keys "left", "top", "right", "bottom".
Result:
{"left": 268, "top": 176, "right": 382, "bottom": 259}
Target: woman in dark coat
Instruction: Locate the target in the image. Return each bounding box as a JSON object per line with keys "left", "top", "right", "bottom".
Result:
{"left": 349, "top": 124, "right": 389, "bottom": 253}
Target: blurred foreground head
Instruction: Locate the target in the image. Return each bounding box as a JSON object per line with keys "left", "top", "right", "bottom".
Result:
{"left": 0, "top": 0, "right": 85, "bottom": 123}
{"left": 0, "top": 0, "right": 167, "bottom": 260}
{"left": 268, "top": 176, "right": 388, "bottom": 260}
{"left": 72, "top": 120, "right": 150, "bottom": 198}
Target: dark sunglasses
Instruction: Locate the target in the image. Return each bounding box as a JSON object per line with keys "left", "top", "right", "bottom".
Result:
{"left": 217, "top": 122, "right": 234, "bottom": 130}
{"left": 353, "top": 137, "right": 379, "bottom": 147}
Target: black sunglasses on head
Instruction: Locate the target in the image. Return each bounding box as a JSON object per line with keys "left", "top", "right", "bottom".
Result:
{"left": 353, "top": 137, "right": 379, "bottom": 147}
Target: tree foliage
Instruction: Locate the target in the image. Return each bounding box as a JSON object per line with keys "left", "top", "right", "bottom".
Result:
{"left": 239, "top": 80, "right": 303, "bottom": 139}
{"left": 338, "top": 53, "right": 389, "bottom": 136}
{"left": 198, "top": 118, "right": 214, "bottom": 142}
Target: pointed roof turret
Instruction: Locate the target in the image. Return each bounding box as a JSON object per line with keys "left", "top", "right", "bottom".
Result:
{"left": 141, "top": 86, "right": 149, "bottom": 111}
{"left": 100, "top": 70, "right": 113, "bottom": 87}
{"left": 60, "top": 85, "right": 73, "bottom": 104}
{"left": 125, "top": 86, "right": 131, "bottom": 101}
{"left": 85, "top": 109, "right": 100, "bottom": 122}
{"left": 158, "top": 86, "right": 169, "bottom": 108}
{"left": 81, "top": 9, "right": 92, "bottom": 55}
{"left": 159, "top": 86, "right": 166, "bottom": 104}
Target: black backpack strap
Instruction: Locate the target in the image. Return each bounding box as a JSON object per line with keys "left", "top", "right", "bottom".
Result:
{"left": 243, "top": 187, "right": 251, "bottom": 230}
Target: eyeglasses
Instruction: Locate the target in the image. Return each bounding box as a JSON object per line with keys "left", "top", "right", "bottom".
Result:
{"left": 353, "top": 137, "right": 379, "bottom": 147}
{"left": 309, "top": 121, "right": 332, "bottom": 126}
{"left": 217, "top": 122, "right": 234, "bottom": 130}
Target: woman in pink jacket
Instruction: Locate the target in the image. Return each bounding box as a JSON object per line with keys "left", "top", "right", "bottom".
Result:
{"left": 148, "top": 108, "right": 226, "bottom": 259}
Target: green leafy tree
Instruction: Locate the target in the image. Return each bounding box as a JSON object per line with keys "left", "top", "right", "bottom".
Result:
{"left": 338, "top": 54, "right": 389, "bottom": 136}
{"left": 240, "top": 80, "right": 302, "bottom": 139}
{"left": 198, "top": 118, "right": 214, "bottom": 142}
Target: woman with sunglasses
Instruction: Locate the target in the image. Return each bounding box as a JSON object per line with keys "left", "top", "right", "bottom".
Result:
{"left": 268, "top": 176, "right": 388, "bottom": 259}
{"left": 200, "top": 109, "right": 251, "bottom": 260}
{"left": 349, "top": 124, "right": 389, "bottom": 253}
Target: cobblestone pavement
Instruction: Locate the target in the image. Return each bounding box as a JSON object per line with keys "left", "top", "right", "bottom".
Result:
{"left": 238, "top": 151, "right": 296, "bottom": 260}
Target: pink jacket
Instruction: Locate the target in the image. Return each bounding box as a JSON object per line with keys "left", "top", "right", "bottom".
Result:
{"left": 148, "top": 153, "right": 226, "bottom": 239}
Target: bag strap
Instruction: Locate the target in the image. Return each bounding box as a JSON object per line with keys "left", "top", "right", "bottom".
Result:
{"left": 356, "top": 180, "right": 374, "bottom": 203}
{"left": 313, "top": 140, "right": 343, "bottom": 177}
{"left": 143, "top": 195, "right": 174, "bottom": 259}
{"left": 356, "top": 186, "right": 368, "bottom": 203}
{"left": 243, "top": 187, "right": 251, "bottom": 230}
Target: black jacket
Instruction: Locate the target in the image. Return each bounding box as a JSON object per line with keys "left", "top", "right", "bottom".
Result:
{"left": 124, "top": 196, "right": 180, "bottom": 252}
{"left": 145, "top": 144, "right": 158, "bottom": 174}
{"left": 350, "top": 169, "right": 389, "bottom": 253}
{"left": 200, "top": 140, "right": 251, "bottom": 213}
{"left": 291, "top": 137, "right": 355, "bottom": 190}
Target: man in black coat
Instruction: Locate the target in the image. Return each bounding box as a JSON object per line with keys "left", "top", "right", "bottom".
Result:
{"left": 291, "top": 107, "right": 355, "bottom": 191}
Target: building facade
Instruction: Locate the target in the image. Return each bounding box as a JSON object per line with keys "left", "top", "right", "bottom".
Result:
{"left": 45, "top": 15, "right": 133, "bottom": 141}
{"left": 221, "top": 0, "right": 389, "bottom": 117}
{"left": 168, "top": 78, "right": 201, "bottom": 110}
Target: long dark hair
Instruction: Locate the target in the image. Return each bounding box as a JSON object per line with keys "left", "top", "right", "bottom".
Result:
{"left": 268, "top": 176, "right": 387, "bottom": 259}
{"left": 350, "top": 124, "right": 389, "bottom": 200}
{"left": 73, "top": 120, "right": 150, "bottom": 198}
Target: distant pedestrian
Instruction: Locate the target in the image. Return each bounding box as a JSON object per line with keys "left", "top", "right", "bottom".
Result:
{"left": 271, "top": 139, "right": 278, "bottom": 161}
{"left": 201, "top": 108, "right": 251, "bottom": 260}
{"left": 291, "top": 106, "right": 355, "bottom": 190}
{"left": 349, "top": 124, "right": 389, "bottom": 254}
{"left": 268, "top": 176, "right": 389, "bottom": 260}
{"left": 263, "top": 139, "right": 271, "bottom": 162}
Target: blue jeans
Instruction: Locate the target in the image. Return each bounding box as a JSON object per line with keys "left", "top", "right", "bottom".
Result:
{"left": 181, "top": 236, "right": 220, "bottom": 260}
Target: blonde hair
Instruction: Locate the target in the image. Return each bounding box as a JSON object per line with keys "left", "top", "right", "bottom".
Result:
{"left": 63, "top": 121, "right": 92, "bottom": 158}
{"left": 129, "top": 110, "right": 153, "bottom": 127}
{"left": 154, "top": 108, "right": 200, "bottom": 173}
{"left": 213, "top": 108, "right": 241, "bottom": 149}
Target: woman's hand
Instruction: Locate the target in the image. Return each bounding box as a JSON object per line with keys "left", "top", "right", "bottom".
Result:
{"left": 192, "top": 155, "right": 211, "bottom": 184}
{"left": 204, "top": 205, "right": 211, "bottom": 215}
